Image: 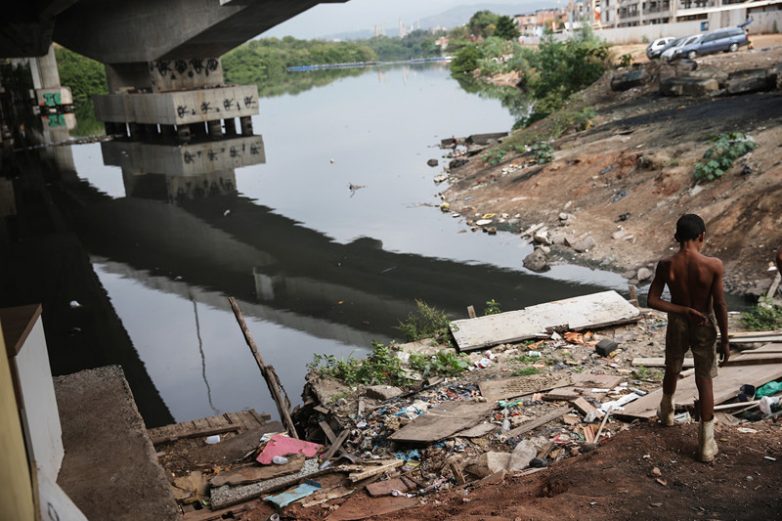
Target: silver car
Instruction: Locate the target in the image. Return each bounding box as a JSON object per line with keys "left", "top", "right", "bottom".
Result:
{"left": 661, "top": 34, "right": 703, "bottom": 61}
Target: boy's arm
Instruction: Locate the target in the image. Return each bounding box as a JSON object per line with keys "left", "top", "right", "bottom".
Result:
{"left": 711, "top": 259, "right": 730, "bottom": 365}
{"left": 776, "top": 246, "right": 782, "bottom": 275}
{"left": 647, "top": 261, "right": 707, "bottom": 322}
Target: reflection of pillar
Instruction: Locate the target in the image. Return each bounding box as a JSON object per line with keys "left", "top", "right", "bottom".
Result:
{"left": 121, "top": 169, "right": 238, "bottom": 202}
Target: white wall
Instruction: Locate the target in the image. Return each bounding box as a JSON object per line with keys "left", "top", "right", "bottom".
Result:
{"left": 38, "top": 473, "right": 89, "bottom": 521}
{"left": 13, "top": 317, "right": 64, "bottom": 480}
{"left": 747, "top": 7, "right": 782, "bottom": 32}
{"left": 592, "top": 21, "right": 704, "bottom": 43}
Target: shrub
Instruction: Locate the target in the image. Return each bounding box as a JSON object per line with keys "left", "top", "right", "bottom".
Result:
{"left": 484, "top": 299, "right": 502, "bottom": 315}
{"left": 742, "top": 297, "right": 782, "bottom": 331}
{"left": 451, "top": 45, "right": 482, "bottom": 75}
{"left": 693, "top": 132, "right": 756, "bottom": 183}
{"left": 529, "top": 141, "right": 554, "bottom": 164}
{"left": 397, "top": 300, "right": 453, "bottom": 346}
{"left": 409, "top": 350, "right": 470, "bottom": 378}
{"left": 308, "top": 341, "right": 408, "bottom": 386}
{"left": 618, "top": 53, "right": 633, "bottom": 68}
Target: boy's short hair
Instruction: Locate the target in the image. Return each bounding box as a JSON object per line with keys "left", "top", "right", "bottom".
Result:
{"left": 675, "top": 214, "right": 706, "bottom": 243}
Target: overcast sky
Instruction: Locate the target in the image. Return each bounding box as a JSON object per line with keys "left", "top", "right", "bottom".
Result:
{"left": 263, "top": 0, "right": 544, "bottom": 39}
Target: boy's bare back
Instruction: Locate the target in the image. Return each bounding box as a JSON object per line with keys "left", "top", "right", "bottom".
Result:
{"left": 660, "top": 250, "right": 724, "bottom": 316}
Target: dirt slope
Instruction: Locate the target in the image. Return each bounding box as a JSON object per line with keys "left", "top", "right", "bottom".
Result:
{"left": 443, "top": 43, "right": 782, "bottom": 296}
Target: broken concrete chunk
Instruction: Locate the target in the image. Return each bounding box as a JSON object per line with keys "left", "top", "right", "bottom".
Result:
{"left": 610, "top": 67, "right": 650, "bottom": 92}
{"left": 595, "top": 339, "right": 619, "bottom": 357}
{"left": 427, "top": 159, "right": 439, "bottom": 167}
{"left": 533, "top": 229, "right": 551, "bottom": 245}
{"left": 364, "top": 385, "right": 404, "bottom": 401}
{"left": 725, "top": 68, "right": 776, "bottom": 95}
{"left": 660, "top": 77, "right": 720, "bottom": 97}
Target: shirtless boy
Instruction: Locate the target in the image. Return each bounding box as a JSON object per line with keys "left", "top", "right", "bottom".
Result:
{"left": 647, "top": 214, "right": 729, "bottom": 463}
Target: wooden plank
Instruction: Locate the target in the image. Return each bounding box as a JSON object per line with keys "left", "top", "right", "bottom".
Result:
{"left": 504, "top": 406, "right": 570, "bottom": 438}
{"left": 348, "top": 460, "right": 404, "bottom": 482}
{"left": 728, "top": 336, "right": 782, "bottom": 344}
{"left": 479, "top": 374, "right": 573, "bottom": 401}
{"left": 365, "top": 478, "right": 412, "bottom": 497}
{"left": 319, "top": 429, "right": 349, "bottom": 465}
{"left": 450, "top": 291, "right": 641, "bottom": 351}
{"left": 451, "top": 422, "right": 497, "bottom": 438}
{"left": 209, "top": 458, "right": 305, "bottom": 487}
{"left": 388, "top": 401, "right": 495, "bottom": 443}
{"left": 182, "top": 500, "right": 258, "bottom": 521}
{"left": 572, "top": 397, "right": 603, "bottom": 419}
{"left": 147, "top": 410, "right": 265, "bottom": 444}
{"left": 618, "top": 355, "right": 782, "bottom": 419}
{"left": 632, "top": 358, "right": 693, "bottom": 368}
{"left": 767, "top": 273, "right": 781, "bottom": 299}
{"left": 228, "top": 297, "right": 298, "bottom": 438}
{"left": 149, "top": 424, "right": 240, "bottom": 445}
{"left": 728, "top": 331, "right": 782, "bottom": 338}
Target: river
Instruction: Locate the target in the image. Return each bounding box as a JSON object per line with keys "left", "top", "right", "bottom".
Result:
{"left": 33, "top": 63, "right": 627, "bottom": 426}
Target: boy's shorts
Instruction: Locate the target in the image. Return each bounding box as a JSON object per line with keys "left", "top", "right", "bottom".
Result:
{"left": 665, "top": 313, "right": 718, "bottom": 379}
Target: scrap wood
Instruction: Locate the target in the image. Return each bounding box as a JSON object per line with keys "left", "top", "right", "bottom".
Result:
{"left": 504, "top": 406, "right": 570, "bottom": 438}
{"left": 582, "top": 424, "right": 596, "bottom": 444}
{"left": 451, "top": 422, "right": 497, "bottom": 438}
{"left": 263, "top": 480, "right": 321, "bottom": 508}
{"left": 210, "top": 460, "right": 359, "bottom": 510}
{"left": 228, "top": 297, "right": 298, "bottom": 438}
{"left": 181, "top": 500, "right": 261, "bottom": 521}
{"left": 324, "top": 491, "right": 419, "bottom": 521}
{"left": 209, "top": 457, "right": 305, "bottom": 487}
{"left": 365, "top": 477, "right": 415, "bottom": 497}
{"left": 320, "top": 429, "right": 350, "bottom": 467}
{"left": 632, "top": 358, "right": 692, "bottom": 368}
{"left": 572, "top": 397, "right": 604, "bottom": 419}
{"left": 618, "top": 356, "right": 782, "bottom": 419}
{"left": 348, "top": 459, "right": 404, "bottom": 482}
{"left": 479, "top": 374, "right": 573, "bottom": 401}
{"left": 388, "top": 400, "right": 495, "bottom": 443}
{"left": 318, "top": 421, "right": 355, "bottom": 464}
{"left": 301, "top": 485, "right": 356, "bottom": 508}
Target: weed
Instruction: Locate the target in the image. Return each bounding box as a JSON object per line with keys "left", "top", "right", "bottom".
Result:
{"left": 484, "top": 146, "right": 508, "bottom": 166}
{"left": 398, "top": 300, "right": 454, "bottom": 346}
{"left": 529, "top": 141, "right": 554, "bottom": 164}
{"left": 617, "top": 53, "right": 633, "bottom": 68}
{"left": 512, "top": 366, "right": 540, "bottom": 376}
{"left": 516, "top": 354, "right": 544, "bottom": 364}
{"left": 633, "top": 365, "right": 663, "bottom": 382}
{"left": 409, "top": 350, "right": 470, "bottom": 378}
{"left": 742, "top": 297, "right": 782, "bottom": 331}
{"left": 309, "top": 341, "right": 409, "bottom": 387}
{"left": 693, "top": 132, "right": 756, "bottom": 183}
{"left": 484, "top": 299, "right": 502, "bottom": 315}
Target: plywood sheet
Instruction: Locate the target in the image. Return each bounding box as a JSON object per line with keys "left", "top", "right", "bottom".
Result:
{"left": 479, "top": 374, "right": 573, "bottom": 401}
{"left": 450, "top": 291, "right": 640, "bottom": 351}
{"left": 388, "top": 401, "right": 494, "bottom": 443}
{"left": 619, "top": 345, "right": 782, "bottom": 419}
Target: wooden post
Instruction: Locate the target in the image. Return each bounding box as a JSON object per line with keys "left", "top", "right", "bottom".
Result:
{"left": 227, "top": 297, "right": 299, "bottom": 439}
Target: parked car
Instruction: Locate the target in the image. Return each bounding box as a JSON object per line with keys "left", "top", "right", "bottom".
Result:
{"left": 671, "top": 27, "right": 749, "bottom": 60}
{"left": 661, "top": 34, "right": 703, "bottom": 61}
{"left": 646, "top": 37, "right": 677, "bottom": 59}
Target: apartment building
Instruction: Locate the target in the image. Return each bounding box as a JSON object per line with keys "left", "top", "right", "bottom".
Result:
{"left": 603, "top": 0, "right": 782, "bottom": 30}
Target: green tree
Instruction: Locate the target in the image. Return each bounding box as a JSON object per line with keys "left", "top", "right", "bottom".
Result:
{"left": 451, "top": 44, "right": 482, "bottom": 75}
{"left": 495, "top": 16, "right": 521, "bottom": 40}
{"left": 468, "top": 10, "right": 500, "bottom": 38}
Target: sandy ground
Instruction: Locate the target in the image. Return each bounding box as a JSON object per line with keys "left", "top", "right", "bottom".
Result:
{"left": 445, "top": 39, "right": 782, "bottom": 296}
{"left": 365, "top": 421, "right": 782, "bottom": 521}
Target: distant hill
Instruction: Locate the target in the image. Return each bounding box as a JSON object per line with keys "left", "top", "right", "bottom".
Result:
{"left": 322, "top": 2, "right": 557, "bottom": 41}
{"left": 417, "top": 3, "right": 556, "bottom": 29}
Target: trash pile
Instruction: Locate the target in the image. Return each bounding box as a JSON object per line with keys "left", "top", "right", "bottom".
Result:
{"left": 159, "top": 292, "right": 782, "bottom": 520}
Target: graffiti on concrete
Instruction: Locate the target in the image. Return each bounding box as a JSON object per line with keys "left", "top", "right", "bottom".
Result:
{"left": 152, "top": 58, "right": 221, "bottom": 81}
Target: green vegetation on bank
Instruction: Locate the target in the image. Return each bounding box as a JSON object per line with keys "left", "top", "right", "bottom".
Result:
{"left": 693, "top": 132, "right": 756, "bottom": 183}
{"left": 451, "top": 26, "right": 609, "bottom": 126}
{"left": 223, "top": 32, "right": 442, "bottom": 93}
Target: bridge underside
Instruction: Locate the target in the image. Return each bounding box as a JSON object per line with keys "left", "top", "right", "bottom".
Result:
{"left": 1, "top": 0, "right": 347, "bottom": 60}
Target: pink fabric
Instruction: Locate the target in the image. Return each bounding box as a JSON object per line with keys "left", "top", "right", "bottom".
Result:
{"left": 257, "top": 434, "right": 323, "bottom": 465}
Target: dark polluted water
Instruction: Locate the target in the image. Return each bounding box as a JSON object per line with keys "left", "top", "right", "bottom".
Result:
{"left": 19, "top": 64, "right": 628, "bottom": 426}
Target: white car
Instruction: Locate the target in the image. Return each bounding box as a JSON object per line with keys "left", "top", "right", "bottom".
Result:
{"left": 646, "top": 37, "right": 676, "bottom": 59}
{"left": 661, "top": 34, "right": 703, "bottom": 61}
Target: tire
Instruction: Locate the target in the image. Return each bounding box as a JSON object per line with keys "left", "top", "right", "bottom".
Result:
{"left": 729, "top": 43, "right": 738, "bottom": 52}
{"left": 688, "top": 51, "right": 697, "bottom": 60}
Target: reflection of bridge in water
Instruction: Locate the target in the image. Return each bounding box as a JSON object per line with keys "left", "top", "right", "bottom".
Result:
{"left": 55, "top": 133, "right": 613, "bottom": 345}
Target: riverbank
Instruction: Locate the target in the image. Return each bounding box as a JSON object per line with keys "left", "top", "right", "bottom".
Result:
{"left": 438, "top": 38, "right": 782, "bottom": 298}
